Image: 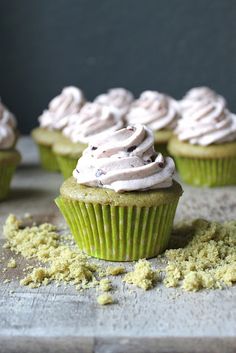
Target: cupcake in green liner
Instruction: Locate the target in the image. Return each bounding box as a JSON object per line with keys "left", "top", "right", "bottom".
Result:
{"left": 126, "top": 91, "right": 179, "bottom": 156}
{"left": 0, "top": 122, "right": 21, "bottom": 200}
{"left": 55, "top": 124, "right": 183, "bottom": 261}
{"left": 169, "top": 94, "right": 236, "bottom": 187}
{"left": 53, "top": 102, "right": 124, "bottom": 179}
{"left": 31, "top": 86, "right": 85, "bottom": 172}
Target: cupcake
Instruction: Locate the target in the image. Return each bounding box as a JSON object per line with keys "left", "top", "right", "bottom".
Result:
{"left": 0, "top": 122, "right": 21, "bottom": 200}
{"left": 94, "top": 88, "right": 134, "bottom": 117}
{"left": 31, "top": 86, "right": 85, "bottom": 171}
{"left": 53, "top": 102, "right": 124, "bottom": 179}
{"left": 126, "top": 91, "right": 179, "bottom": 155}
{"left": 55, "top": 125, "right": 183, "bottom": 261}
{"left": 169, "top": 95, "right": 236, "bottom": 186}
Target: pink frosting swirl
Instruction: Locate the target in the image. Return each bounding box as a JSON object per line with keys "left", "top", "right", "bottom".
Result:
{"left": 63, "top": 102, "right": 124, "bottom": 144}
{"left": 73, "top": 125, "right": 175, "bottom": 192}
{"left": 126, "top": 91, "right": 179, "bottom": 131}
{"left": 94, "top": 88, "right": 134, "bottom": 117}
{"left": 39, "top": 86, "right": 85, "bottom": 130}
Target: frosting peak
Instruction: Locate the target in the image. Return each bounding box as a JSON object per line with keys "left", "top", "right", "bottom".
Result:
{"left": 94, "top": 88, "right": 134, "bottom": 117}
{"left": 63, "top": 102, "right": 124, "bottom": 144}
{"left": 73, "top": 125, "right": 175, "bottom": 192}
{"left": 126, "top": 91, "right": 179, "bottom": 131}
{"left": 176, "top": 98, "right": 236, "bottom": 145}
{"left": 0, "top": 123, "right": 15, "bottom": 149}
{"left": 0, "top": 100, "right": 17, "bottom": 128}
{"left": 39, "top": 86, "right": 85, "bottom": 130}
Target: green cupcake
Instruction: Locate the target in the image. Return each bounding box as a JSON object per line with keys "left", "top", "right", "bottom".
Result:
{"left": 169, "top": 96, "right": 236, "bottom": 187}
{"left": 53, "top": 102, "right": 124, "bottom": 179}
{"left": 0, "top": 123, "right": 21, "bottom": 200}
{"left": 31, "top": 86, "right": 85, "bottom": 172}
{"left": 56, "top": 125, "right": 183, "bottom": 261}
{"left": 126, "top": 91, "right": 179, "bottom": 156}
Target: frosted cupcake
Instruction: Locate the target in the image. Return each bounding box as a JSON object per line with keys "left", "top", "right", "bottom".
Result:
{"left": 126, "top": 91, "right": 179, "bottom": 155}
{"left": 0, "top": 122, "right": 21, "bottom": 200}
{"left": 94, "top": 88, "right": 134, "bottom": 118}
{"left": 169, "top": 96, "right": 236, "bottom": 186}
{"left": 53, "top": 102, "right": 124, "bottom": 179}
{"left": 31, "top": 86, "right": 85, "bottom": 171}
{"left": 56, "top": 125, "right": 183, "bottom": 261}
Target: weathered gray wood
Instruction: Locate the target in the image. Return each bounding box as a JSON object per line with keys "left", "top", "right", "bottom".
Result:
{"left": 0, "top": 137, "right": 236, "bottom": 353}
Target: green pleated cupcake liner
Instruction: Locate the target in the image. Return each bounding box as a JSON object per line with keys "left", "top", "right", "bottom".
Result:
{"left": 55, "top": 196, "right": 179, "bottom": 261}
{"left": 56, "top": 155, "right": 79, "bottom": 179}
{"left": 0, "top": 165, "right": 17, "bottom": 200}
{"left": 175, "top": 156, "right": 236, "bottom": 187}
{"left": 154, "top": 142, "right": 169, "bottom": 156}
{"left": 37, "top": 144, "right": 59, "bottom": 172}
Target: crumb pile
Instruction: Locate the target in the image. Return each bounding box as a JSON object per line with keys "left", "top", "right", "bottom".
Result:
{"left": 163, "top": 219, "right": 236, "bottom": 291}
{"left": 123, "top": 259, "right": 157, "bottom": 290}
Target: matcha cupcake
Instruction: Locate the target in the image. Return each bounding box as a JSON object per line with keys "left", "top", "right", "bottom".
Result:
{"left": 0, "top": 98, "right": 19, "bottom": 145}
{"left": 0, "top": 122, "right": 21, "bottom": 200}
{"left": 53, "top": 102, "right": 124, "bottom": 179}
{"left": 31, "top": 86, "right": 85, "bottom": 171}
{"left": 94, "top": 87, "right": 134, "bottom": 118}
{"left": 126, "top": 91, "right": 179, "bottom": 155}
{"left": 56, "top": 125, "right": 183, "bottom": 261}
{"left": 169, "top": 96, "right": 236, "bottom": 186}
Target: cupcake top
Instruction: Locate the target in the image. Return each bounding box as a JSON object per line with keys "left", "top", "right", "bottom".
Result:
{"left": 126, "top": 91, "right": 179, "bottom": 131}
{"left": 94, "top": 88, "right": 134, "bottom": 117}
{"left": 38, "top": 86, "right": 85, "bottom": 130}
{"left": 0, "top": 99, "right": 17, "bottom": 128}
{"left": 0, "top": 122, "right": 15, "bottom": 149}
{"left": 176, "top": 98, "right": 236, "bottom": 146}
{"left": 63, "top": 102, "right": 124, "bottom": 144}
{"left": 73, "top": 124, "right": 175, "bottom": 192}
{"left": 179, "top": 86, "right": 226, "bottom": 112}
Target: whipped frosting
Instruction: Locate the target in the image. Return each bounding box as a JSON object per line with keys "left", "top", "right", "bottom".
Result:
{"left": 39, "top": 86, "right": 85, "bottom": 130}
{"left": 94, "top": 88, "right": 134, "bottom": 117}
{"left": 0, "top": 123, "right": 15, "bottom": 149}
{"left": 126, "top": 91, "right": 179, "bottom": 131}
{"left": 0, "top": 100, "right": 17, "bottom": 128}
{"left": 179, "top": 86, "right": 226, "bottom": 113}
{"left": 176, "top": 98, "right": 236, "bottom": 145}
{"left": 63, "top": 102, "right": 124, "bottom": 144}
{"left": 73, "top": 125, "right": 175, "bottom": 192}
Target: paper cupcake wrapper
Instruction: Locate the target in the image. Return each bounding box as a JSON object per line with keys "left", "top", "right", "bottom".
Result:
{"left": 175, "top": 156, "right": 236, "bottom": 186}
{"left": 37, "top": 144, "right": 59, "bottom": 172}
{"left": 0, "top": 165, "right": 17, "bottom": 200}
{"left": 55, "top": 196, "right": 179, "bottom": 261}
{"left": 56, "top": 155, "right": 79, "bottom": 179}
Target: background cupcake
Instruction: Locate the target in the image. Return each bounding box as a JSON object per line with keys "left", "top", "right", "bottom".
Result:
{"left": 53, "top": 102, "right": 124, "bottom": 179}
{"left": 0, "top": 121, "right": 21, "bottom": 200}
{"left": 126, "top": 91, "right": 179, "bottom": 155}
{"left": 169, "top": 95, "right": 236, "bottom": 186}
{"left": 56, "top": 124, "right": 183, "bottom": 261}
{"left": 94, "top": 87, "right": 134, "bottom": 118}
{"left": 31, "top": 86, "right": 85, "bottom": 171}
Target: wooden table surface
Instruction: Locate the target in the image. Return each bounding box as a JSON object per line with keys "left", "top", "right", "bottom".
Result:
{"left": 0, "top": 137, "right": 236, "bottom": 353}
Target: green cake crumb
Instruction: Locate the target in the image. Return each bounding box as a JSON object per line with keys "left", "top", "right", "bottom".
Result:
{"left": 123, "top": 259, "right": 157, "bottom": 290}
{"left": 97, "top": 293, "right": 114, "bottom": 305}
{"left": 7, "top": 258, "right": 17, "bottom": 268}
{"left": 163, "top": 219, "right": 236, "bottom": 291}
{"left": 106, "top": 266, "right": 126, "bottom": 276}
{"left": 99, "top": 278, "right": 112, "bottom": 292}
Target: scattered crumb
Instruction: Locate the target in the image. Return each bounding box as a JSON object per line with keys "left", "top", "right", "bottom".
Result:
{"left": 7, "top": 258, "right": 17, "bottom": 268}
{"left": 106, "top": 266, "right": 126, "bottom": 276}
{"left": 163, "top": 219, "right": 236, "bottom": 291}
{"left": 99, "top": 278, "right": 112, "bottom": 292}
{"left": 123, "top": 259, "right": 157, "bottom": 290}
{"left": 97, "top": 294, "right": 114, "bottom": 305}
{"left": 3, "top": 279, "right": 11, "bottom": 284}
